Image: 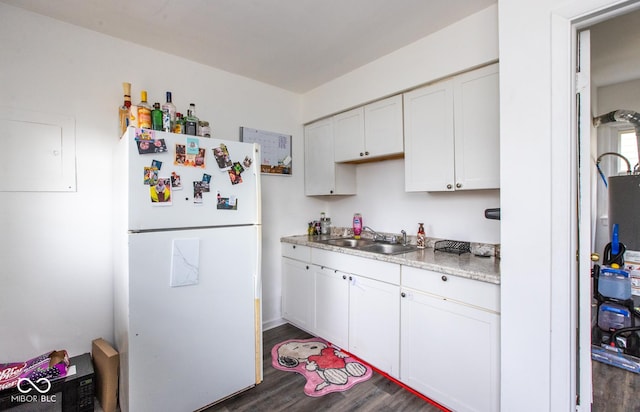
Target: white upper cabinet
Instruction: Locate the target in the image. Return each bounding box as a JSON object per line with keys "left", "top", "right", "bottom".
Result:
{"left": 404, "top": 64, "right": 500, "bottom": 192}
{"left": 334, "top": 95, "right": 404, "bottom": 163}
{"left": 304, "top": 118, "right": 356, "bottom": 196}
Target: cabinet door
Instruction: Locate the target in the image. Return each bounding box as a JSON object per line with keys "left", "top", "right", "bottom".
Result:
{"left": 453, "top": 64, "right": 500, "bottom": 190}
{"left": 282, "top": 257, "right": 313, "bottom": 331}
{"left": 313, "top": 267, "right": 349, "bottom": 349}
{"left": 304, "top": 119, "right": 356, "bottom": 196}
{"left": 334, "top": 107, "right": 365, "bottom": 163}
{"left": 304, "top": 119, "right": 335, "bottom": 195}
{"left": 364, "top": 95, "right": 404, "bottom": 159}
{"left": 403, "top": 80, "right": 455, "bottom": 192}
{"left": 349, "top": 276, "right": 400, "bottom": 378}
{"left": 401, "top": 289, "right": 500, "bottom": 412}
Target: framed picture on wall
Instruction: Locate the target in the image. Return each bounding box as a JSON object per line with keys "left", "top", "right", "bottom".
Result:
{"left": 240, "top": 127, "right": 292, "bottom": 175}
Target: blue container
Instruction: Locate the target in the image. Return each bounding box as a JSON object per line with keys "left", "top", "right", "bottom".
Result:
{"left": 599, "top": 267, "right": 631, "bottom": 300}
{"left": 598, "top": 303, "right": 632, "bottom": 331}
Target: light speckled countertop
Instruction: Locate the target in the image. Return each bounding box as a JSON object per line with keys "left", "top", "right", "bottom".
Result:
{"left": 281, "top": 234, "right": 501, "bottom": 285}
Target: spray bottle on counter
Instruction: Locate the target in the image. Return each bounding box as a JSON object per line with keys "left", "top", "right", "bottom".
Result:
{"left": 353, "top": 213, "right": 363, "bottom": 239}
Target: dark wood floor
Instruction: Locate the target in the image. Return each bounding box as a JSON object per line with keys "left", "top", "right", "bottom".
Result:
{"left": 592, "top": 360, "right": 640, "bottom": 412}
{"left": 203, "top": 323, "right": 444, "bottom": 412}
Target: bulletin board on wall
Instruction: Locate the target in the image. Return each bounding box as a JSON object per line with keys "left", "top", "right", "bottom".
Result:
{"left": 240, "top": 127, "right": 292, "bottom": 175}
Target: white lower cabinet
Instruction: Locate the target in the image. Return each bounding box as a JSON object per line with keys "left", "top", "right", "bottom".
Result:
{"left": 281, "top": 243, "right": 500, "bottom": 411}
{"left": 313, "top": 266, "right": 349, "bottom": 349}
{"left": 400, "top": 267, "right": 500, "bottom": 412}
{"left": 349, "top": 274, "right": 400, "bottom": 378}
{"left": 281, "top": 257, "right": 313, "bottom": 332}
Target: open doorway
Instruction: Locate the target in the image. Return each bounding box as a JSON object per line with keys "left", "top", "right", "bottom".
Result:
{"left": 584, "top": 7, "right": 640, "bottom": 411}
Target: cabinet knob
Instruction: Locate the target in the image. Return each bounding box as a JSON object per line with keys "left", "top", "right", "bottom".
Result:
{"left": 365, "top": 151, "right": 370, "bottom": 156}
{"left": 446, "top": 184, "right": 452, "bottom": 189}
{"left": 456, "top": 183, "right": 462, "bottom": 189}
{"left": 330, "top": 190, "right": 334, "bottom": 194}
{"left": 349, "top": 276, "right": 353, "bottom": 281}
{"left": 441, "top": 275, "right": 448, "bottom": 282}
{"left": 306, "top": 265, "right": 309, "bottom": 270}
{"left": 292, "top": 245, "right": 296, "bottom": 249}
{"left": 360, "top": 152, "right": 364, "bottom": 157}
{"left": 342, "top": 275, "right": 347, "bottom": 280}
{"left": 401, "top": 292, "right": 406, "bottom": 298}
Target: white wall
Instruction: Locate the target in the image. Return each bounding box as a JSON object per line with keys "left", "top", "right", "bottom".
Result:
{"left": 0, "top": 3, "right": 318, "bottom": 360}
{"left": 499, "top": 0, "right": 629, "bottom": 410}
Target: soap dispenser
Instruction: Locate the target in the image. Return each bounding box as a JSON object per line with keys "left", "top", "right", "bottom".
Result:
{"left": 417, "top": 223, "right": 426, "bottom": 249}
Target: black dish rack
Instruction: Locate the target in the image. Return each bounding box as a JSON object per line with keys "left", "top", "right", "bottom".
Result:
{"left": 434, "top": 240, "right": 470, "bottom": 255}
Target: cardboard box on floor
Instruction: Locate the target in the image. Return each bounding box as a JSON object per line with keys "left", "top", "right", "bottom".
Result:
{"left": 92, "top": 338, "right": 119, "bottom": 412}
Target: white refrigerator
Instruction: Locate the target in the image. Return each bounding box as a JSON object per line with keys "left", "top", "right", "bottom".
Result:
{"left": 113, "top": 127, "right": 262, "bottom": 412}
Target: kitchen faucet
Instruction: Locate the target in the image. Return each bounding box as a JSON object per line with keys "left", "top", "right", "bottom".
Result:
{"left": 363, "top": 226, "right": 407, "bottom": 244}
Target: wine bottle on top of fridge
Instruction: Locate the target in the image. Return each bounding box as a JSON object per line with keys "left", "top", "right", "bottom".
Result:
{"left": 162, "top": 91, "right": 177, "bottom": 132}
{"left": 118, "top": 82, "right": 132, "bottom": 137}
{"left": 137, "top": 90, "right": 152, "bottom": 129}
{"left": 185, "top": 103, "right": 199, "bottom": 136}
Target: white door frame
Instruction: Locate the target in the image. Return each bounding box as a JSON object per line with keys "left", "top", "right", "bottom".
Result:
{"left": 550, "top": 1, "right": 640, "bottom": 410}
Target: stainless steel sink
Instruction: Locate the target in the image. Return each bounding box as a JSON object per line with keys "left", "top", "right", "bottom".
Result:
{"left": 322, "top": 238, "right": 374, "bottom": 248}
{"left": 358, "top": 243, "right": 418, "bottom": 255}
{"left": 314, "top": 237, "right": 416, "bottom": 255}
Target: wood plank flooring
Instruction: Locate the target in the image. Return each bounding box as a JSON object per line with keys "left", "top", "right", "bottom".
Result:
{"left": 592, "top": 360, "right": 640, "bottom": 412}
{"left": 203, "top": 323, "right": 444, "bottom": 412}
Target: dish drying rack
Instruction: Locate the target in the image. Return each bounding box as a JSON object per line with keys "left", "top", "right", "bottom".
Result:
{"left": 434, "top": 240, "right": 470, "bottom": 255}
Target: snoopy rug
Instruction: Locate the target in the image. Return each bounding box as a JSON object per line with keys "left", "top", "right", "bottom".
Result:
{"left": 271, "top": 337, "right": 373, "bottom": 397}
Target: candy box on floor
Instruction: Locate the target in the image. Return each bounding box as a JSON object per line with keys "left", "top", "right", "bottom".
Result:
{"left": 0, "top": 350, "right": 70, "bottom": 392}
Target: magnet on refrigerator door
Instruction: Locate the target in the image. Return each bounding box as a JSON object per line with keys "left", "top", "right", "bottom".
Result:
{"left": 150, "top": 178, "right": 171, "bottom": 205}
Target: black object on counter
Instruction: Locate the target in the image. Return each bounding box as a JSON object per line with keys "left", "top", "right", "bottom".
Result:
{"left": 484, "top": 208, "right": 500, "bottom": 220}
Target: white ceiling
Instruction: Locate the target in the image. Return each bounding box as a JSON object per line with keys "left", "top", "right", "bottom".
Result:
{"left": 0, "top": 0, "right": 496, "bottom": 93}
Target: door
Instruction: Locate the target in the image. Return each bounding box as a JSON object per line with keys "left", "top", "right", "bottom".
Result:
{"left": 304, "top": 119, "right": 336, "bottom": 195}
{"left": 127, "top": 225, "right": 259, "bottom": 412}
{"left": 576, "top": 28, "right": 593, "bottom": 411}
{"left": 282, "top": 258, "right": 313, "bottom": 330}
{"left": 348, "top": 275, "right": 400, "bottom": 377}
{"left": 314, "top": 267, "right": 349, "bottom": 349}
{"left": 403, "top": 80, "right": 455, "bottom": 191}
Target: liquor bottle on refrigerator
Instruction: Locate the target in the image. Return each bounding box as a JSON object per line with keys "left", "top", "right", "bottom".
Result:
{"left": 137, "top": 90, "right": 152, "bottom": 129}
{"left": 174, "top": 113, "right": 185, "bottom": 134}
{"left": 162, "top": 91, "right": 177, "bottom": 132}
{"left": 118, "top": 82, "right": 132, "bottom": 136}
{"left": 185, "top": 103, "right": 199, "bottom": 136}
{"left": 151, "top": 102, "right": 163, "bottom": 131}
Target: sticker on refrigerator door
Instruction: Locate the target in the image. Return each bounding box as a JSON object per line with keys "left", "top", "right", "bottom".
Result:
{"left": 137, "top": 139, "right": 167, "bottom": 155}
{"left": 213, "top": 144, "right": 232, "bottom": 170}
{"left": 134, "top": 128, "right": 154, "bottom": 140}
{"left": 170, "top": 238, "right": 199, "bottom": 287}
{"left": 193, "top": 181, "right": 207, "bottom": 204}
{"left": 243, "top": 155, "right": 253, "bottom": 169}
{"left": 151, "top": 159, "right": 162, "bottom": 170}
{"left": 170, "top": 172, "right": 182, "bottom": 190}
{"left": 186, "top": 137, "right": 199, "bottom": 155}
{"left": 228, "top": 162, "right": 244, "bottom": 185}
{"left": 150, "top": 177, "right": 171, "bottom": 204}
{"left": 144, "top": 166, "right": 158, "bottom": 185}
{"left": 175, "top": 144, "right": 206, "bottom": 168}
{"left": 216, "top": 192, "right": 237, "bottom": 210}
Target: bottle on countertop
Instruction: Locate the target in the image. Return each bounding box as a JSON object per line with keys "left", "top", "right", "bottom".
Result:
{"left": 353, "top": 213, "right": 363, "bottom": 239}
{"left": 308, "top": 222, "right": 315, "bottom": 236}
{"left": 161, "top": 91, "right": 177, "bottom": 132}
{"left": 320, "top": 212, "right": 331, "bottom": 235}
{"left": 137, "top": 90, "right": 152, "bottom": 129}
{"left": 151, "top": 102, "right": 163, "bottom": 131}
{"left": 184, "top": 103, "right": 199, "bottom": 136}
{"left": 417, "top": 223, "right": 426, "bottom": 249}
{"left": 118, "top": 82, "right": 132, "bottom": 136}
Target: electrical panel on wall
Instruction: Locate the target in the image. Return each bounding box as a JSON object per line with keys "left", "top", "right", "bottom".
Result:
{"left": 0, "top": 107, "right": 76, "bottom": 192}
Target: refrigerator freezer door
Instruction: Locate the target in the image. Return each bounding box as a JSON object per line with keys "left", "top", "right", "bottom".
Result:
{"left": 117, "top": 128, "right": 261, "bottom": 231}
{"left": 124, "top": 225, "right": 260, "bottom": 412}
